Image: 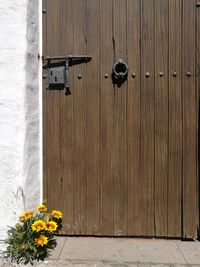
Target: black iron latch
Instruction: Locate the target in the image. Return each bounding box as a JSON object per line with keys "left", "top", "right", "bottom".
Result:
{"left": 42, "top": 55, "right": 92, "bottom": 94}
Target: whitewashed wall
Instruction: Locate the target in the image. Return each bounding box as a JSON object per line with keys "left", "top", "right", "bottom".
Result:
{"left": 0, "top": 0, "right": 41, "bottom": 245}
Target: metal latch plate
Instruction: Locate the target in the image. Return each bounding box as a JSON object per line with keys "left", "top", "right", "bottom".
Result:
{"left": 43, "top": 55, "right": 92, "bottom": 94}
{"left": 47, "top": 66, "right": 66, "bottom": 85}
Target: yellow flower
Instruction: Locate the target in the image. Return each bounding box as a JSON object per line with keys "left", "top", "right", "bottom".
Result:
{"left": 24, "top": 210, "right": 34, "bottom": 219}
{"left": 19, "top": 210, "right": 34, "bottom": 221}
{"left": 36, "top": 204, "right": 47, "bottom": 212}
{"left": 19, "top": 215, "right": 26, "bottom": 222}
{"left": 46, "top": 221, "right": 58, "bottom": 232}
{"left": 35, "top": 235, "right": 48, "bottom": 246}
{"left": 22, "top": 210, "right": 34, "bottom": 219}
{"left": 51, "top": 210, "right": 63, "bottom": 219}
{"left": 31, "top": 220, "right": 46, "bottom": 232}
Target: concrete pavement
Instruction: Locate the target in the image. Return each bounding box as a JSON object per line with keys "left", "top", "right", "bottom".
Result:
{"left": 1, "top": 237, "right": 200, "bottom": 266}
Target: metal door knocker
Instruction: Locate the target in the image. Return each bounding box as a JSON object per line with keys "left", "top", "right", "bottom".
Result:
{"left": 112, "top": 59, "right": 128, "bottom": 86}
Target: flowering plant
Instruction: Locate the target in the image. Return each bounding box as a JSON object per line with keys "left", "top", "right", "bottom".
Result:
{"left": 4, "top": 201, "right": 63, "bottom": 265}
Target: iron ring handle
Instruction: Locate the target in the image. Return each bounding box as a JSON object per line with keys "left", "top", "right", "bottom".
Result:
{"left": 112, "top": 59, "right": 129, "bottom": 80}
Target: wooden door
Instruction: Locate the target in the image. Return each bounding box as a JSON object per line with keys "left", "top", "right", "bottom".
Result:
{"left": 43, "top": 0, "right": 200, "bottom": 238}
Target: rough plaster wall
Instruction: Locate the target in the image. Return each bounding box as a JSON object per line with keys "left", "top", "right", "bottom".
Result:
{"left": 0, "top": 0, "right": 40, "bottom": 247}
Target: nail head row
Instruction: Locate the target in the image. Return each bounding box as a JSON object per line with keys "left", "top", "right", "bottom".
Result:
{"left": 76, "top": 72, "right": 193, "bottom": 79}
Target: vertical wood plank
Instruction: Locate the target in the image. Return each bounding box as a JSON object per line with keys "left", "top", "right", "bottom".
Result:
{"left": 126, "top": 0, "right": 142, "bottom": 235}
{"left": 73, "top": 0, "right": 87, "bottom": 234}
{"left": 196, "top": 0, "right": 200, "bottom": 237}
{"left": 99, "top": 0, "right": 114, "bottom": 236}
{"left": 140, "top": 0, "right": 155, "bottom": 236}
{"left": 168, "top": 0, "right": 182, "bottom": 237}
{"left": 45, "top": 0, "right": 61, "bottom": 212}
{"left": 182, "top": 0, "right": 197, "bottom": 238}
{"left": 86, "top": 0, "right": 100, "bottom": 235}
{"left": 59, "top": 0, "right": 74, "bottom": 234}
{"left": 154, "top": 0, "right": 169, "bottom": 236}
{"left": 113, "top": 0, "right": 127, "bottom": 236}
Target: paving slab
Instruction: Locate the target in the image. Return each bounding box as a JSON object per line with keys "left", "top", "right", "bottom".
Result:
{"left": 59, "top": 238, "right": 186, "bottom": 264}
{"left": 176, "top": 241, "right": 200, "bottom": 265}
{"left": 50, "top": 236, "right": 67, "bottom": 259}
{"left": 2, "top": 237, "right": 200, "bottom": 267}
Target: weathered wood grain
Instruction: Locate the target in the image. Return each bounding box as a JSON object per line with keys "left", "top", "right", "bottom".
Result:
{"left": 86, "top": 0, "right": 100, "bottom": 235}
{"left": 140, "top": 0, "right": 155, "bottom": 236}
{"left": 99, "top": 0, "right": 114, "bottom": 236}
{"left": 59, "top": 0, "right": 74, "bottom": 234}
{"left": 73, "top": 0, "right": 87, "bottom": 234}
{"left": 112, "top": 0, "right": 127, "bottom": 236}
{"left": 168, "top": 0, "right": 182, "bottom": 237}
{"left": 45, "top": 0, "right": 61, "bottom": 213}
{"left": 127, "top": 0, "right": 142, "bottom": 236}
{"left": 154, "top": 0, "right": 169, "bottom": 236}
{"left": 182, "top": 0, "right": 197, "bottom": 238}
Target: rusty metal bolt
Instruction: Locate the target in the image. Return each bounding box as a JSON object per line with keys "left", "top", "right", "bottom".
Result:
{"left": 173, "top": 72, "right": 177, "bottom": 77}
{"left": 145, "top": 72, "right": 150, "bottom": 78}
